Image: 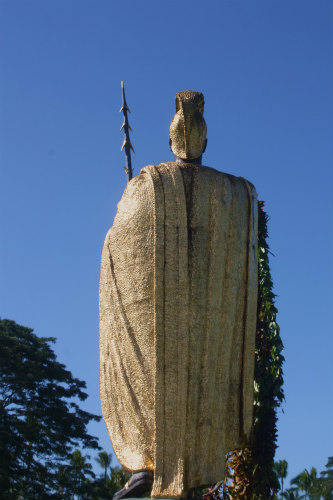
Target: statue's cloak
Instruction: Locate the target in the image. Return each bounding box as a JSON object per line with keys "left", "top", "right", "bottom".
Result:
{"left": 100, "top": 162, "right": 258, "bottom": 498}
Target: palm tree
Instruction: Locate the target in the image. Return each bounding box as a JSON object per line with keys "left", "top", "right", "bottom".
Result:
{"left": 275, "top": 460, "right": 289, "bottom": 496}
{"left": 70, "top": 450, "right": 95, "bottom": 500}
{"left": 320, "top": 457, "right": 333, "bottom": 500}
{"left": 110, "top": 466, "right": 131, "bottom": 496}
{"left": 96, "top": 450, "right": 112, "bottom": 483}
{"left": 291, "top": 467, "right": 319, "bottom": 500}
{"left": 282, "top": 488, "right": 301, "bottom": 500}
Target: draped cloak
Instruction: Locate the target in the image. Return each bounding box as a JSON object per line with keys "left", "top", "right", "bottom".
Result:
{"left": 99, "top": 162, "right": 258, "bottom": 498}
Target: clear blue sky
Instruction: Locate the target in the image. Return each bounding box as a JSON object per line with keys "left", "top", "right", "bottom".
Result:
{"left": 1, "top": 0, "right": 332, "bottom": 485}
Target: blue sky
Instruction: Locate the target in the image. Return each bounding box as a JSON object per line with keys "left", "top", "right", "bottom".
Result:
{"left": 1, "top": 0, "right": 332, "bottom": 485}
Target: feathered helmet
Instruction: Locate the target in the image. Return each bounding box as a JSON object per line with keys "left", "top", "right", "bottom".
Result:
{"left": 169, "top": 90, "right": 207, "bottom": 161}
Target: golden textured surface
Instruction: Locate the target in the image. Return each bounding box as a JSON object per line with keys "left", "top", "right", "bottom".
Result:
{"left": 100, "top": 162, "right": 258, "bottom": 498}
{"left": 169, "top": 91, "right": 207, "bottom": 160}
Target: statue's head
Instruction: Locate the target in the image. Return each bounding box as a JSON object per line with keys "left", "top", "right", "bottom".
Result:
{"left": 169, "top": 91, "right": 207, "bottom": 162}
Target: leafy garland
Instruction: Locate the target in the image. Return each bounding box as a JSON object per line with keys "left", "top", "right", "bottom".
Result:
{"left": 225, "top": 201, "right": 285, "bottom": 500}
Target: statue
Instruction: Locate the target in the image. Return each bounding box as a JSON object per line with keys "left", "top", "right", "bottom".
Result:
{"left": 100, "top": 90, "right": 258, "bottom": 499}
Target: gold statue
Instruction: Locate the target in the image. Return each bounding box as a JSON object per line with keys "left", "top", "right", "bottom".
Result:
{"left": 100, "top": 91, "right": 258, "bottom": 498}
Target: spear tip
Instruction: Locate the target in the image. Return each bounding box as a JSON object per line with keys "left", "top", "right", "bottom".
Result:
{"left": 121, "top": 80, "right": 126, "bottom": 105}
{"left": 120, "top": 80, "right": 134, "bottom": 182}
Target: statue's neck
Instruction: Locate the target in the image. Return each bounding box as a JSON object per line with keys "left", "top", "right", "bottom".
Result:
{"left": 174, "top": 155, "right": 202, "bottom": 166}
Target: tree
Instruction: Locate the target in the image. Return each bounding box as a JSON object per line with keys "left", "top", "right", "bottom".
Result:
{"left": 70, "top": 450, "right": 95, "bottom": 499}
{"left": 282, "top": 488, "right": 300, "bottom": 500}
{"left": 96, "top": 451, "right": 113, "bottom": 483}
{"left": 275, "top": 460, "right": 288, "bottom": 496}
{"left": 291, "top": 468, "right": 320, "bottom": 500}
{"left": 88, "top": 462, "right": 131, "bottom": 500}
{"left": 0, "top": 318, "right": 101, "bottom": 499}
{"left": 319, "top": 457, "right": 333, "bottom": 500}
{"left": 109, "top": 466, "right": 131, "bottom": 496}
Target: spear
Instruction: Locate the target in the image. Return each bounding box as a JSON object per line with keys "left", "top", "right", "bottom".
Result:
{"left": 120, "top": 81, "right": 134, "bottom": 182}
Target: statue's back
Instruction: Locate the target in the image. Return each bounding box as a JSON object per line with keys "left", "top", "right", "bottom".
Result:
{"left": 100, "top": 158, "right": 258, "bottom": 498}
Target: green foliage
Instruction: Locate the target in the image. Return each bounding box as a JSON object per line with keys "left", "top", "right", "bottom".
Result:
{"left": 56, "top": 450, "right": 96, "bottom": 499}
{"left": 96, "top": 451, "right": 113, "bottom": 482}
{"left": 319, "top": 457, "right": 333, "bottom": 500}
{"left": 226, "top": 201, "right": 285, "bottom": 500}
{"left": 251, "top": 202, "right": 285, "bottom": 496}
{"left": 56, "top": 454, "right": 130, "bottom": 500}
{"left": 281, "top": 487, "right": 301, "bottom": 500}
{"left": 291, "top": 467, "right": 322, "bottom": 500}
{"left": 275, "top": 460, "right": 289, "bottom": 495}
{"left": 273, "top": 458, "right": 333, "bottom": 500}
{"left": 108, "top": 466, "right": 131, "bottom": 496}
{"left": 0, "top": 318, "right": 101, "bottom": 499}
{"left": 0, "top": 318, "right": 133, "bottom": 499}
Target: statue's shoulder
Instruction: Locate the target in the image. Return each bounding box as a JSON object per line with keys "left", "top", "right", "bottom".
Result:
{"left": 134, "top": 162, "right": 256, "bottom": 199}
{"left": 143, "top": 162, "right": 256, "bottom": 190}
{"left": 199, "top": 164, "right": 255, "bottom": 190}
